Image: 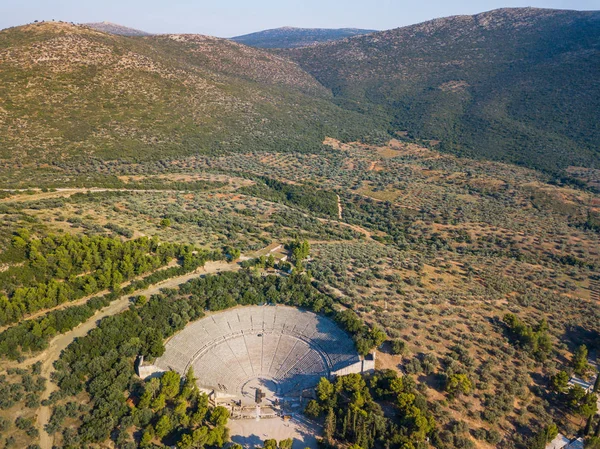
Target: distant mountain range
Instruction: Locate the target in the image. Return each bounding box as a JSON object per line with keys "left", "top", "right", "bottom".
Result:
{"left": 82, "top": 21, "right": 151, "bottom": 36}
{"left": 230, "top": 27, "right": 377, "bottom": 48}
{"left": 1, "top": 8, "right": 599, "bottom": 174}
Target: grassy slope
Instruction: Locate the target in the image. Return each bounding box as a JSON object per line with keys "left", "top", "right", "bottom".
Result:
{"left": 0, "top": 22, "right": 381, "bottom": 165}
{"left": 283, "top": 8, "right": 600, "bottom": 173}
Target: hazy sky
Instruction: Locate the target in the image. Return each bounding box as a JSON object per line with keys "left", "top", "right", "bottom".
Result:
{"left": 2, "top": 0, "right": 599, "bottom": 37}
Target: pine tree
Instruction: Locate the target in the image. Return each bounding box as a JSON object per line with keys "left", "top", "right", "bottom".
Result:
{"left": 151, "top": 393, "right": 166, "bottom": 411}
{"left": 155, "top": 415, "right": 172, "bottom": 438}
{"left": 573, "top": 345, "right": 589, "bottom": 375}
{"left": 182, "top": 367, "right": 197, "bottom": 398}
{"left": 586, "top": 415, "right": 593, "bottom": 435}
{"left": 324, "top": 407, "right": 336, "bottom": 445}
{"left": 341, "top": 409, "right": 349, "bottom": 438}
{"left": 160, "top": 371, "right": 181, "bottom": 399}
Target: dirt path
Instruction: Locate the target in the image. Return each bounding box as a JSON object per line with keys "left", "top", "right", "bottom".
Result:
{"left": 0, "top": 261, "right": 24, "bottom": 273}
{"left": 336, "top": 194, "right": 343, "bottom": 220}
{"left": 0, "top": 187, "right": 188, "bottom": 203}
{"left": 315, "top": 216, "right": 373, "bottom": 239}
{"left": 0, "top": 259, "right": 181, "bottom": 333}
{"left": 34, "top": 259, "right": 240, "bottom": 449}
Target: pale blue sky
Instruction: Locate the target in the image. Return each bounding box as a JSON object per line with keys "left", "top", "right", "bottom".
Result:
{"left": 2, "top": 0, "right": 599, "bottom": 37}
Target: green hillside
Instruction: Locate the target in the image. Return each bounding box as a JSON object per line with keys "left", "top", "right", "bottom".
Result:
{"left": 284, "top": 8, "right": 600, "bottom": 173}
{"left": 0, "top": 22, "right": 380, "bottom": 165}
{"left": 1, "top": 9, "right": 599, "bottom": 175}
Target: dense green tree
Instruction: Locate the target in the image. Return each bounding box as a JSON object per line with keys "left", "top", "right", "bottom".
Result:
{"left": 573, "top": 345, "right": 590, "bottom": 376}
{"left": 390, "top": 339, "right": 407, "bottom": 355}
{"left": 241, "top": 178, "right": 339, "bottom": 218}
{"left": 181, "top": 367, "right": 197, "bottom": 399}
{"left": 279, "top": 438, "right": 293, "bottom": 449}
{"left": 567, "top": 385, "right": 598, "bottom": 419}
{"left": 550, "top": 371, "right": 570, "bottom": 393}
{"left": 546, "top": 423, "right": 559, "bottom": 441}
{"left": 317, "top": 378, "right": 335, "bottom": 403}
{"left": 587, "top": 437, "right": 600, "bottom": 449}
{"left": 304, "top": 399, "right": 321, "bottom": 418}
{"left": 151, "top": 393, "right": 166, "bottom": 411}
{"left": 154, "top": 415, "right": 172, "bottom": 439}
{"left": 290, "top": 239, "right": 310, "bottom": 267}
{"left": 264, "top": 439, "right": 278, "bottom": 449}
{"left": 306, "top": 370, "right": 435, "bottom": 449}
{"left": 503, "top": 314, "right": 553, "bottom": 360}
{"left": 139, "top": 427, "right": 154, "bottom": 448}
{"left": 160, "top": 371, "right": 181, "bottom": 399}
{"left": 209, "top": 406, "right": 230, "bottom": 427}
{"left": 324, "top": 407, "right": 336, "bottom": 445}
{"left": 445, "top": 374, "right": 472, "bottom": 398}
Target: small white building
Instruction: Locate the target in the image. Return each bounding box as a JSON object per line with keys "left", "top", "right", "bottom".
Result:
{"left": 545, "top": 433, "right": 570, "bottom": 449}
{"left": 545, "top": 434, "right": 584, "bottom": 449}
{"left": 568, "top": 373, "right": 597, "bottom": 394}
{"left": 566, "top": 438, "right": 584, "bottom": 449}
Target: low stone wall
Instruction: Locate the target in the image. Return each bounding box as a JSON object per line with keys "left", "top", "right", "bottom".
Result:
{"left": 135, "top": 355, "right": 165, "bottom": 380}
{"left": 332, "top": 352, "right": 375, "bottom": 376}
{"left": 332, "top": 360, "right": 363, "bottom": 376}
{"left": 138, "top": 364, "right": 165, "bottom": 380}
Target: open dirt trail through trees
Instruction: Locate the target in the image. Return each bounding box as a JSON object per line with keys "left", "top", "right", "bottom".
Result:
{"left": 34, "top": 259, "right": 241, "bottom": 449}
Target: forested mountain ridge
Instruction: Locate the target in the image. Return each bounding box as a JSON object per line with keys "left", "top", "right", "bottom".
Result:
{"left": 283, "top": 8, "right": 600, "bottom": 173}
{"left": 230, "top": 27, "right": 377, "bottom": 48}
{"left": 0, "top": 21, "right": 379, "bottom": 165}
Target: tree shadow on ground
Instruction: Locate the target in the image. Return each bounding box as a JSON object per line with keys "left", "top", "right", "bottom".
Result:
{"left": 231, "top": 433, "right": 263, "bottom": 448}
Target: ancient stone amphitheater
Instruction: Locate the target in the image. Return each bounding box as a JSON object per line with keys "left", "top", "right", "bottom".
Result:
{"left": 154, "top": 305, "right": 360, "bottom": 403}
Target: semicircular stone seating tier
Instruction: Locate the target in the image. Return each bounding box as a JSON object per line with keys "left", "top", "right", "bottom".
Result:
{"left": 154, "top": 305, "right": 360, "bottom": 399}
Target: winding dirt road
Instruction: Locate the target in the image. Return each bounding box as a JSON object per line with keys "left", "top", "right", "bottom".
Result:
{"left": 0, "top": 260, "right": 182, "bottom": 334}
{"left": 34, "top": 259, "right": 241, "bottom": 449}
{"left": 0, "top": 187, "right": 191, "bottom": 204}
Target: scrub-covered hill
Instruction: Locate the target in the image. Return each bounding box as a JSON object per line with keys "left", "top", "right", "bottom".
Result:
{"left": 0, "top": 22, "right": 380, "bottom": 165}
{"left": 284, "top": 8, "right": 600, "bottom": 173}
